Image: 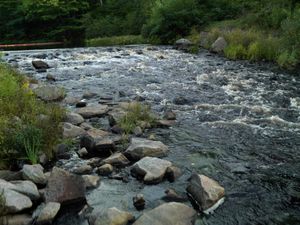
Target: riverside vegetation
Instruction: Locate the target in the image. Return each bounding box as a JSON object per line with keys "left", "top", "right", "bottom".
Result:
{"left": 0, "top": 0, "right": 299, "bottom": 69}
{"left": 0, "top": 64, "right": 65, "bottom": 169}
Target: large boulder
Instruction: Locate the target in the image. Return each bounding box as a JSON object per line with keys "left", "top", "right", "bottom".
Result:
{"left": 90, "top": 207, "right": 134, "bottom": 225}
{"left": 132, "top": 202, "right": 196, "bottom": 225}
{"left": 33, "top": 85, "right": 65, "bottom": 102}
{"left": 76, "top": 105, "right": 109, "bottom": 119}
{"left": 44, "top": 167, "right": 86, "bottom": 205}
{"left": 186, "top": 174, "right": 225, "bottom": 212}
{"left": 125, "top": 138, "right": 169, "bottom": 161}
{"left": 211, "top": 37, "right": 228, "bottom": 53}
{"left": 174, "top": 38, "right": 193, "bottom": 51}
{"left": 131, "top": 157, "right": 172, "bottom": 184}
{"left": 22, "top": 164, "right": 46, "bottom": 185}
{"left": 65, "top": 112, "right": 84, "bottom": 125}
{"left": 63, "top": 122, "right": 86, "bottom": 139}
{"left": 1, "top": 189, "right": 32, "bottom": 214}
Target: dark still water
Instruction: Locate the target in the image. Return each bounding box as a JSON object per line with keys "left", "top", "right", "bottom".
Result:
{"left": 4, "top": 46, "right": 300, "bottom": 225}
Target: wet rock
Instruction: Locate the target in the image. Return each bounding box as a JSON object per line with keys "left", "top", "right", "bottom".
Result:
{"left": 65, "top": 112, "right": 84, "bottom": 125}
{"left": 22, "top": 164, "right": 46, "bottom": 185}
{"left": 78, "top": 147, "right": 89, "bottom": 158}
{"left": 76, "top": 101, "right": 87, "bottom": 108}
{"left": 136, "top": 50, "right": 143, "bottom": 55}
{"left": 165, "top": 166, "right": 182, "bottom": 182}
{"left": 156, "top": 120, "right": 176, "bottom": 128}
{"left": 54, "top": 144, "right": 71, "bottom": 160}
{"left": 80, "top": 122, "right": 94, "bottom": 131}
{"left": 63, "top": 122, "right": 86, "bottom": 138}
{"left": 173, "top": 96, "right": 189, "bottom": 105}
{"left": 64, "top": 96, "right": 80, "bottom": 106}
{"left": 0, "top": 214, "right": 32, "bottom": 225}
{"left": 36, "top": 202, "right": 61, "bottom": 225}
{"left": 108, "top": 108, "right": 126, "bottom": 126}
{"left": 186, "top": 174, "right": 225, "bottom": 212}
{"left": 162, "top": 188, "right": 186, "bottom": 202}
{"left": 32, "top": 61, "right": 49, "bottom": 70}
{"left": 44, "top": 167, "right": 86, "bottom": 205}
{"left": 174, "top": 38, "right": 193, "bottom": 51}
{"left": 82, "top": 91, "right": 97, "bottom": 99}
{"left": 82, "top": 175, "right": 100, "bottom": 189}
{"left": 97, "top": 164, "right": 113, "bottom": 176}
{"left": 76, "top": 105, "right": 109, "bottom": 119}
{"left": 73, "top": 164, "right": 93, "bottom": 175}
{"left": 132, "top": 202, "right": 196, "bottom": 225}
{"left": 133, "top": 194, "right": 145, "bottom": 210}
{"left": 131, "top": 157, "right": 172, "bottom": 184}
{"left": 102, "top": 153, "right": 130, "bottom": 167}
{"left": 133, "top": 126, "right": 143, "bottom": 136}
{"left": 91, "top": 207, "right": 134, "bottom": 225}
{"left": 125, "top": 138, "right": 169, "bottom": 161}
{"left": 0, "top": 170, "right": 22, "bottom": 181}
{"left": 46, "top": 74, "right": 56, "bottom": 82}
{"left": 163, "top": 111, "right": 176, "bottom": 120}
{"left": 211, "top": 37, "right": 227, "bottom": 53}
{"left": 33, "top": 85, "right": 65, "bottom": 102}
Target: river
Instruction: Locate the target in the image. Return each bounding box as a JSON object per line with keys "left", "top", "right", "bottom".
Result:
{"left": 3, "top": 46, "right": 300, "bottom": 225}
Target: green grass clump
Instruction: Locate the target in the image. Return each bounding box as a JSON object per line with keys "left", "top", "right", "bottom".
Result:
{"left": 224, "top": 44, "right": 247, "bottom": 60}
{"left": 86, "top": 35, "right": 148, "bottom": 47}
{"left": 276, "top": 50, "right": 299, "bottom": 70}
{"left": 118, "top": 102, "right": 156, "bottom": 135}
{"left": 0, "top": 64, "right": 65, "bottom": 168}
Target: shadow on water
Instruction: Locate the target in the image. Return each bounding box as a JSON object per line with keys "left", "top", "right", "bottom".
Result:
{"left": 3, "top": 46, "right": 300, "bottom": 225}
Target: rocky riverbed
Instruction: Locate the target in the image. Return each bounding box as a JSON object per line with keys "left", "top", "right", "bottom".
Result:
{"left": 2, "top": 45, "right": 300, "bottom": 225}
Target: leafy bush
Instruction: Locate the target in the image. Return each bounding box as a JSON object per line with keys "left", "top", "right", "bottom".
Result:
{"left": 118, "top": 102, "right": 156, "bottom": 135}
{"left": 0, "top": 64, "right": 65, "bottom": 169}
{"left": 276, "top": 50, "right": 299, "bottom": 69}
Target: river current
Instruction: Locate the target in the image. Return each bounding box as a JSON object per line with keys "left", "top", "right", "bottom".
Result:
{"left": 4, "top": 46, "right": 300, "bottom": 225}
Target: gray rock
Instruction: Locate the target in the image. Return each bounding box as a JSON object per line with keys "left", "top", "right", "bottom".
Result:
{"left": 22, "top": 164, "right": 46, "bottom": 185}
{"left": 131, "top": 157, "right": 172, "bottom": 184}
{"left": 36, "top": 202, "right": 60, "bottom": 225}
{"left": 156, "top": 120, "right": 176, "bottom": 128}
{"left": 82, "top": 175, "right": 100, "bottom": 189}
{"left": 63, "top": 122, "right": 86, "bottom": 138}
{"left": 133, "top": 194, "right": 145, "bottom": 210}
{"left": 44, "top": 167, "right": 86, "bottom": 205}
{"left": 76, "top": 101, "right": 87, "bottom": 108}
{"left": 132, "top": 202, "right": 196, "bottom": 225}
{"left": 125, "top": 138, "right": 169, "bottom": 161}
{"left": 33, "top": 85, "right": 65, "bottom": 102}
{"left": 82, "top": 91, "right": 97, "bottom": 99}
{"left": 1, "top": 189, "right": 32, "bottom": 214}
{"left": 0, "top": 214, "right": 32, "bottom": 225}
{"left": 65, "top": 112, "right": 84, "bottom": 125}
{"left": 78, "top": 148, "right": 89, "bottom": 158}
{"left": 91, "top": 207, "right": 134, "bottom": 225}
{"left": 76, "top": 105, "right": 109, "bottom": 119}
{"left": 46, "top": 74, "right": 56, "bottom": 82}
{"left": 174, "top": 39, "right": 193, "bottom": 50}
{"left": 162, "top": 188, "right": 187, "bottom": 202}
{"left": 133, "top": 126, "right": 143, "bottom": 136}
{"left": 163, "top": 111, "right": 176, "bottom": 120}
{"left": 211, "top": 37, "right": 228, "bottom": 53}
{"left": 10, "top": 180, "right": 40, "bottom": 201}
{"left": 102, "top": 153, "right": 130, "bottom": 167}
{"left": 108, "top": 108, "right": 126, "bottom": 126}
{"left": 165, "top": 166, "right": 182, "bottom": 182}
{"left": 97, "top": 164, "right": 113, "bottom": 176}
{"left": 80, "top": 122, "right": 94, "bottom": 130}
{"left": 0, "top": 171, "right": 22, "bottom": 181}
{"left": 186, "top": 174, "right": 225, "bottom": 212}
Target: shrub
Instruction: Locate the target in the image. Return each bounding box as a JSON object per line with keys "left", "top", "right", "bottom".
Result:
{"left": 118, "top": 102, "right": 156, "bottom": 135}
{"left": 0, "top": 64, "right": 65, "bottom": 169}
{"left": 276, "top": 50, "right": 299, "bottom": 70}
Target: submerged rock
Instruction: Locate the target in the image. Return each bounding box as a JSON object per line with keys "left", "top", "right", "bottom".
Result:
{"left": 131, "top": 157, "right": 172, "bottom": 184}
{"left": 132, "top": 202, "right": 196, "bottom": 225}
{"left": 186, "top": 173, "right": 225, "bottom": 212}
{"left": 32, "top": 60, "right": 50, "bottom": 70}
{"left": 125, "top": 138, "right": 169, "bottom": 161}
{"left": 44, "top": 167, "right": 86, "bottom": 205}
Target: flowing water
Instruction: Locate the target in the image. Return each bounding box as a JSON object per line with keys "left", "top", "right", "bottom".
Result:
{"left": 3, "top": 46, "right": 300, "bottom": 225}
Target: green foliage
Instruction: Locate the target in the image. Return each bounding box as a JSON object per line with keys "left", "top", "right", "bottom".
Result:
{"left": 224, "top": 44, "right": 247, "bottom": 60}
{"left": 86, "top": 35, "right": 147, "bottom": 47}
{"left": 277, "top": 50, "right": 299, "bottom": 69}
{"left": 118, "top": 102, "right": 156, "bottom": 135}
{"left": 0, "top": 64, "right": 65, "bottom": 169}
